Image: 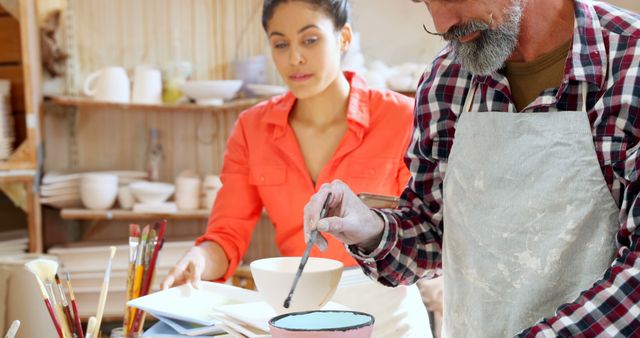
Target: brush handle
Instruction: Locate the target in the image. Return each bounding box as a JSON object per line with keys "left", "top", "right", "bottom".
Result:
{"left": 128, "top": 264, "right": 144, "bottom": 331}
{"left": 123, "top": 262, "right": 136, "bottom": 333}
{"left": 70, "top": 299, "right": 85, "bottom": 338}
{"left": 62, "top": 304, "right": 75, "bottom": 336}
{"left": 5, "top": 320, "right": 20, "bottom": 338}
{"left": 93, "top": 266, "right": 111, "bottom": 338}
{"left": 130, "top": 220, "right": 167, "bottom": 334}
{"left": 283, "top": 193, "right": 331, "bottom": 308}
{"left": 284, "top": 230, "right": 317, "bottom": 308}
{"left": 44, "top": 298, "right": 64, "bottom": 338}
{"left": 85, "top": 317, "right": 96, "bottom": 338}
{"left": 56, "top": 303, "right": 73, "bottom": 338}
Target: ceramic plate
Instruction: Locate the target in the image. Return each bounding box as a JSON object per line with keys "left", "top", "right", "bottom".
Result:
{"left": 127, "top": 282, "right": 262, "bottom": 326}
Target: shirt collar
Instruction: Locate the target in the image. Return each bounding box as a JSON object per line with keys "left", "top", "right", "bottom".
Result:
{"left": 566, "top": 0, "right": 607, "bottom": 87}
{"left": 473, "top": 0, "right": 607, "bottom": 89}
{"left": 262, "top": 71, "right": 371, "bottom": 133}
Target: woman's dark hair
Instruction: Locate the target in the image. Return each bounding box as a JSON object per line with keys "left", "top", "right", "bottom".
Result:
{"left": 262, "top": 0, "right": 350, "bottom": 31}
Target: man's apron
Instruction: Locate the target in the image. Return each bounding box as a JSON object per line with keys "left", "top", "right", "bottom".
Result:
{"left": 333, "top": 267, "right": 433, "bottom": 338}
{"left": 441, "top": 83, "right": 619, "bottom": 337}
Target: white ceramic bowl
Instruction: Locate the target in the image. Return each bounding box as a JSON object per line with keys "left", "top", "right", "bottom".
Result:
{"left": 80, "top": 183, "right": 118, "bottom": 210}
{"left": 129, "top": 181, "right": 175, "bottom": 205}
{"left": 179, "top": 80, "right": 243, "bottom": 103}
{"left": 250, "top": 257, "right": 343, "bottom": 314}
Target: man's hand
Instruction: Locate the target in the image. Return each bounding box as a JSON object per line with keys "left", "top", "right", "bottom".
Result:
{"left": 303, "top": 180, "right": 385, "bottom": 252}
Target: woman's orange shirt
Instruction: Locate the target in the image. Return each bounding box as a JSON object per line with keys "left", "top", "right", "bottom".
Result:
{"left": 196, "top": 72, "right": 414, "bottom": 280}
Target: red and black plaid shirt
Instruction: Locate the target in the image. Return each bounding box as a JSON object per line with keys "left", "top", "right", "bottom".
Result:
{"left": 351, "top": 1, "right": 640, "bottom": 336}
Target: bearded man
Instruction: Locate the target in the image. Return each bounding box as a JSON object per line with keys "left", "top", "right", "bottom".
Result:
{"left": 303, "top": 0, "right": 640, "bottom": 336}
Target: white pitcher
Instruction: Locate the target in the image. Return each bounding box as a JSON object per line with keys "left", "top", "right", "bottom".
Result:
{"left": 83, "top": 67, "right": 130, "bottom": 103}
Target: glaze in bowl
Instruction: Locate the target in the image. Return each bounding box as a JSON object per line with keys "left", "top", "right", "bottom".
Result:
{"left": 269, "top": 310, "right": 375, "bottom": 338}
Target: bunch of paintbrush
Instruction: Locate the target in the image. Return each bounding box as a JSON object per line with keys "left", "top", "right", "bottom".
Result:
{"left": 24, "top": 259, "right": 83, "bottom": 338}
{"left": 123, "top": 220, "right": 167, "bottom": 336}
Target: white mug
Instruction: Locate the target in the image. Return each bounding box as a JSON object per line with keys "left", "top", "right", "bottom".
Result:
{"left": 175, "top": 176, "right": 201, "bottom": 210}
{"left": 132, "top": 66, "right": 162, "bottom": 104}
{"left": 83, "top": 67, "right": 130, "bottom": 103}
{"left": 117, "top": 186, "right": 135, "bottom": 210}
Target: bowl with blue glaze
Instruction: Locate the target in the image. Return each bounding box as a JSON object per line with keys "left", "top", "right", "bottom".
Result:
{"left": 269, "top": 310, "right": 375, "bottom": 338}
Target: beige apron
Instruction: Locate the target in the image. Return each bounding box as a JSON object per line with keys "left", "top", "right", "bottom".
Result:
{"left": 333, "top": 267, "right": 433, "bottom": 338}
{"left": 441, "top": 83, "right": 619, "bottom": 337}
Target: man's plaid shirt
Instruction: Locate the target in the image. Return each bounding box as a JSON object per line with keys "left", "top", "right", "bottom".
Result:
{"left": 351, "top": 1, "right": 640, "bottom": 336}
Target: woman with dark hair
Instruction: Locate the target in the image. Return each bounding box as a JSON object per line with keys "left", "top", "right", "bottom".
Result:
{"left": 163, "top": 1, "right": 432, "bottom": 336}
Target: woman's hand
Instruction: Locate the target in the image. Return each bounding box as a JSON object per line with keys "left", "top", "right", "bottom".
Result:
{"left": 161, "top": 241, "right": 228, "bottom": 289}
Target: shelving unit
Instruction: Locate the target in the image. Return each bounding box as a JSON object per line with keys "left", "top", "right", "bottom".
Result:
{"left": 60, "top": 208, "right": 210, "bottom": 221}
{"left": 51, "top": 95, "right": 264, "bottom": 113}
{"left": 0, "top": 0, "right": 43, "bottom": 252}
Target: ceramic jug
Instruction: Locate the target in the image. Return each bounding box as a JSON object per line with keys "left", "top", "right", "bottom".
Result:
{"left": 83, "top": 66, "right": 130, "bottom": 103}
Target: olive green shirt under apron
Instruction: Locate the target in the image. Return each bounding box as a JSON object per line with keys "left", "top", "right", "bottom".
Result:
{"left": 504, "top": 40, "right": 572, "bottom": 112}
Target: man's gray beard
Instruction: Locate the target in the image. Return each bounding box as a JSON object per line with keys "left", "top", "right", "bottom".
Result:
{"left": 449, "top": 2, "right": 523, "bottom": 76}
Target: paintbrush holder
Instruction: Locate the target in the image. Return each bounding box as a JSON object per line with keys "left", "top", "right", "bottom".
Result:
{"left": 0, "top": 254, "right": 59, "bottom": 338}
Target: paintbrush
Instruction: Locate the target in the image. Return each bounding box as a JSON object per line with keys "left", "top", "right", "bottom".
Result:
{"left": 42, "top": 267, "right": 72, "bottom": 338}
{"left": 25, "top": 259, "right": 64, "bottom": 338}
{"left": 283, "top": 193, "right": 332, "bottom": 309}
{"left": 55, "top": 273, "right": 76, "bottom": 337}
{"left": 4, "top": 320, "right": 20, "bottom": 338}
{"left": 27, "top": 259, "right": 72, "bottom": 338}
{"left": 123, "top": 223, "right": 140, "bottom": 333}
{"left": 91, "top": 246, "right": 117, "bottom": 338}
{"left": 66, "top": 272, "right": 85, "bottom": 338}
{"left": 130, "top": 220, "right": 167, "bottom": 334}
{"left": 128, "top": 225, "right": 149, "bottom": 332}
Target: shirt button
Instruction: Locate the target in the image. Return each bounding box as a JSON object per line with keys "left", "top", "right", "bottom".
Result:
{"left": 369, "top": 169, "right": 375, "bottom": 175}
{"left": 260, "top": 176, "right": 265, "bottom": 182}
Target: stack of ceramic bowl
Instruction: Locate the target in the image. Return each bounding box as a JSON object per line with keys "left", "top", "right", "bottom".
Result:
{"left": 129, "top": 181, "right": 176, "bottom": 213}
{"left": 47, "top": 241, "right": 193, "bottom": 318}
{"left": 0, "top": 230, "right": 28, "bottom": 258}
{"left": 41, "top": 171, "right": 148, "bottom": 209}
{"left": 40, "top": 172, "right": 83, "bottom": 208}
{"left": 0, "top": 80, "right": 14, "bottom": 161}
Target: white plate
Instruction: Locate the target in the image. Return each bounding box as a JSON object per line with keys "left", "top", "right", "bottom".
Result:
{"left": 42, "top": 170, "right": 147, "bottom": 185}
{"left": 40, "top": 180, "right": 81, "bottom": 191}
{"left": 40, "top": 186, "right": 79, "bottom": 197}
{"left": 42, "top": 172, "right": 82, "bottom": 185}
{"left": 40, "top": 194, "right": 82, "bottom": 208}
{"left": 127, "top": 282, "right": 261, "bottom": 326}
{"left": 143, "top": 321, "right": 227, "bottom": 338}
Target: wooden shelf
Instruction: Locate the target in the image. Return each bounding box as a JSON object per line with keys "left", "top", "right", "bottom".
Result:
{"left": 50, "top": 95, "right": 264, "bottom": 113}
{"left": 61, "top": 208, "right": 210, "bottom": 220}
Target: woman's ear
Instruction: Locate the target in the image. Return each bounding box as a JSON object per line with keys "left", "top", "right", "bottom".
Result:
{"left": 339, "top": 23, "right": 353, "bottom": 53}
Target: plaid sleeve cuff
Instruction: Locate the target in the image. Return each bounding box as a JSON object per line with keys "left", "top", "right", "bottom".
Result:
{"left": 348, "top": 208, "right": 398, "bottom": 263}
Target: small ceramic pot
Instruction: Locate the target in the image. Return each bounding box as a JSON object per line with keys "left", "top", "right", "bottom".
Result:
{"left": 269, "top": 310, "right": 374, "bottom": 338}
